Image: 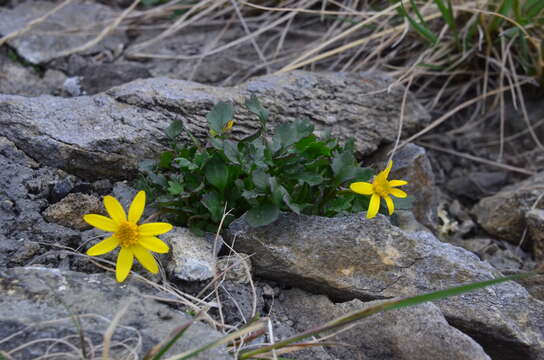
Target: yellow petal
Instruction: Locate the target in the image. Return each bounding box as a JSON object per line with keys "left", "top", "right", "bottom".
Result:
{"left": 390, "top": 188, "right": 408, "bottom": 198}
{"left": 389, "top": 180, "right": 408, "bottom": 187}
{"left": 225, "top": 120, "right": 234, "bottom": 131}
{"left": 384, "top": 195, "right": 395, "bottom": 215}
{"left": 87, "top": 236, "right": 119, "bottom": 256}
{"left": 116, "top": 247, "right": 133, "bottom": 282}
{"left": 132, "top": 244, "right": 159, "bottom": 273}
{"left": 139, "top": 222, "right": 173, "bottom": 236}
{"left": 350, "top": 182, "right": 374, "bottom": 195}
{"left": 128, "top": 191, "right": 146, "bottom": 223}
{"left": 382, "top": 160, "right": 393, "bottom": 179}
{"left": 83, "top": 214, "right": 118, "bottom": 232}
{"left": 104, "top": 196, "right": 127, "bottom": 224}
{"left": 367, "top": 194, "right": 381, "bottom": 219}
{"left": 139, "top": 236, "right": 170, "bottom": 254}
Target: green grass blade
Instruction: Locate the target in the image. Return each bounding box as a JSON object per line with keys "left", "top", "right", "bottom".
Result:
{"left": 165, "top": 320, "right": 266, "bottom": 360}
{"left": 409, "top": 0, "right": 427, "bottom": 25}
{"left": 145, "top": 313, "right": 202, "bottom": 360}
{"left": 433, "top": 0, "right": 455, "bottom": 31}
{"left": 397, "top": 1, "right": 438, "bottom": 45}
{"left": 523, "top": 0, "right": 544, "bottom": 19}
{"left": 489, "top": 0, "right": 514, "bottom": 32}
{"left": 239, "top": 272, "right": 537, "bottom": 359}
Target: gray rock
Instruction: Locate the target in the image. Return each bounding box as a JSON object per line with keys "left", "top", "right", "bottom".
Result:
{"left": 42, "top": 193, "right": 104, "bottom": 230}
{"left": 0, "top": 48, "right": 67, "bottom": 96}
{"left": 219, "top": 280, "right": 264, "bottom": 326}
{"left": 473, "top": 171, "right": 544, "bottom": 245}
{"left": 0, "top": 267, "right": 231, "bottom": 359}
{"left": 216, "top": 253, "right": 253, "bottom": 284}
{"left": 0, "top": 71, "right": 430, "bottom": 180}
{"left": 372, "top": 143, "right": 438, "bottom": 230}
{"left": 227, "top": 212, "right": 544, "bottom": 360}
{"left": 163, "top": 227, "right": 221, "bottom": 282}
{"left": 0, "top": 137, "right": 80, "bottom": 267}
{"left": 272, "top": 288, "right": 491, "bottom": 360}
{"left": 527, "top": 209, "right": 544, "bottom": 261}
{"left": 78, "top": 63, "right": 152, "bottom": 95}
{"left": 127, "top": 26, "right": 305, "bottom": 86}
{"left": 447, "top": 171, "right": 509, "bottom": 201}
{"left": 0, "top": 1, "right": 127, "bottom": 64}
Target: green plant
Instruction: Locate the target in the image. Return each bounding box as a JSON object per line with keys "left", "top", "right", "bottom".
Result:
{"left": 390, "top": 0, "right": 544, "bottom": 80}
{"left": 138, "top": 96, "right": 410, "bottom": 234}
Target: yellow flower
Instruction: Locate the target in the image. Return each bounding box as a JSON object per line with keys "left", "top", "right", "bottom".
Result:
{"left": 83, "top": 191, "right": 172, "bottom": 282}
{"left": 210, "top": 120, "right": 235, "bottom": 137}
{"left": 349, "top": 160, "right": 408, "bottom": 219}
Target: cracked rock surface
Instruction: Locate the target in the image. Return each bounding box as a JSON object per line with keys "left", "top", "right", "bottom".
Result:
{"left": 272, "top": 288, "right": 491, "bottom": 360}
{"left": 0, "top": 267, "right": 230, "bottom": 359}
{"left": 227, "top": 212, "right": 544, "bottom": 360}
{"left": 0, "top": 71, "right": 429, "bottom": 180}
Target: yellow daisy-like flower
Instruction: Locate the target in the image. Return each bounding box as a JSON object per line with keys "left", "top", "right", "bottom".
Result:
{"left": 210, "top": 120, "right": 235, "bottom": 137}
{"left": 349, "top": 160, "right": 408, "bottom": 219}
{"left": 83, "top": 191, "right": 172, "bottom": 282}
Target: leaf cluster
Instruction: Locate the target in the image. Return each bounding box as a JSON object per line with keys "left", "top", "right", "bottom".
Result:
{"left": 138, "top": 96, "right": 378, "bottom": 234}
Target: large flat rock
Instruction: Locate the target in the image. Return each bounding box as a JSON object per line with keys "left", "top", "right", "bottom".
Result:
{"left": 227, "top": 213, "right": 544, "bottom": 360}
{"left": 0, "top": 0, "right": 127, "bottom": 64}
{"left": 0, "top": 267, "right": 231, "bottom": 359}
{"left": 0, "top": 71, "right": 429, "bottom": 180}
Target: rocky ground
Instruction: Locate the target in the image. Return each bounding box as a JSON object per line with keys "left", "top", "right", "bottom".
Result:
{"left": 1, "top": 1, "right": 544, "bottom": 360}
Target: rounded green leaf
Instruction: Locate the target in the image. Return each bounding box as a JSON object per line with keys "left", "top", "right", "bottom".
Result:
{"left": 246, "top": 202, "right": 280, "bottom": 227}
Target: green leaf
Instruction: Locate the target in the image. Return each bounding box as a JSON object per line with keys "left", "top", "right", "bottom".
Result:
{"left": 298, "top": 172, "right": 325, "bottom": 186}
{"left": 201, "top": 191, "right": 223, "bottom": 223}
{"left": 278, "top": 185, "right": 302, "bottom": 214}
{"left": 207, "top": 102, "right": 234, "bottom": 135}
{"left": 245, "top": 94, "right": 269, "bottom": 123}
{"left": 175, "top": 157, "right": 198, "bottom": 171}
{"left": 246, "top": 202, "right": 280, "bottom": 227}
{"left": 193, "top": 151, "right": 209, "bottom": 168}
{"left": 352, "top": 167, "right": 373, "bottom": 183}
{"left": 209, "top": 137, "right": 224, "bottom": 150}
{"left": 167, "top": 181, "right": 183, "bottom": 195}
{"left": 148, "top": 173, "right": 168, "bottom": 187}
{"left": 165, "top": 119, "right": 184, "bottom": 138}
{"left": 331, "top": 150, "right": 358, "bottom": 185}
{"left": 275, "top": 119, "right": 315, "bottom": 148}
{"left": 205, "top": 158, "right": 229, "bottom": 191}
{"left": 252, "top": 169, "right": 269, "bottom": 191}
{"left": 325, "top": 193, "right": 355, "bottom": 214}
{"left": 242, "top": 189, "right": 261, "bottom": 201}
{"left": 223, "top": 140, "right": 240, "bottom": 164}
{"left": 158, "top": 151, "right": 174, "bottom": 169}
{"left": 139, "top": 159, "right": 156, "bottom": 173}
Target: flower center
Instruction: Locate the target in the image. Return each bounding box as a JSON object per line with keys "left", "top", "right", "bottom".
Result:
{"left": 116, "top": 221, "right": 139, "bottom": 247}
{"left": 373, "top": 182, "right": 390, "bottom": 197}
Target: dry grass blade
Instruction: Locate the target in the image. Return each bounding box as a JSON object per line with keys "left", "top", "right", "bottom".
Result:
{"left": 278, "top": 2, "right": 402, "bottom": 73}
{"left": 0, "top": 0, "right": 75, "bottom": 47}
{"left": 417, "top": 141, "right": 536, "bottom": 175}
{"left": 162, "top": 319, "right": 267, "bottom": 360}
{"left": 397, "top": 80, "right": 533, "bottom": 150}
{"left": 55, "top": 0, "right": 141, "bottom": 58}
{"left": 102, "top": 300, "right": 133, "bottom": 360}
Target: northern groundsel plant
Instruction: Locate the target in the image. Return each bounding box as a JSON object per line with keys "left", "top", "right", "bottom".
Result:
{"left": 350, "top": 160, "right": 408, "bottom": 218}
{"left": 83, "top": 191, "right": 172, "bottom": 282}
{"left": 138, "top": 96, "right": 413, "bottom": 234}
